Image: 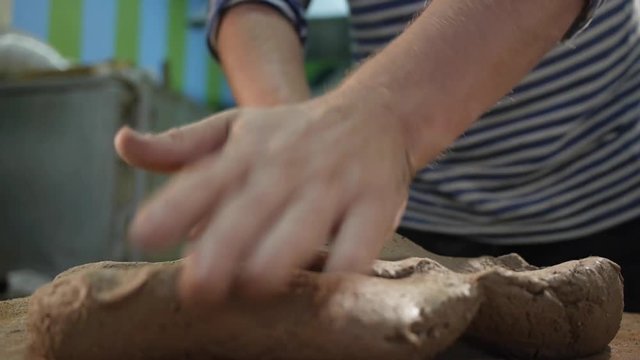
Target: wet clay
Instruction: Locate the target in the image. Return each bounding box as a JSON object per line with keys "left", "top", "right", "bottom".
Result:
{"left": 26, "top": 245, "right": 623, "bottom": 360}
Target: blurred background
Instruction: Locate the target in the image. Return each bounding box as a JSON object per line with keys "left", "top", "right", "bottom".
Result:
{"left": 0, "top": 0, "right": 351, "bottom": 298}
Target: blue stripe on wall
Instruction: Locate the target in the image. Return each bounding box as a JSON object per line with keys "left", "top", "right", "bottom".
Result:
{"left": 183, "top": 0, "right": 209, "bottom": 102}
{"left": 139, "top": 0, "right": 169, "bottom": 80}
{"left": 12, "top": 0, "right": 51, "bottom": 41}
{"left": 81, "top": 0, "right": 117, "bottom": 63}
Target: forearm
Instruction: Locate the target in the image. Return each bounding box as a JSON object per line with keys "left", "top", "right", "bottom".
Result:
{"left": 330, "top": 0, "right": 584, "bottom": 171}
{"left": 216, "top": 3, "right": 310, "bottom": 106}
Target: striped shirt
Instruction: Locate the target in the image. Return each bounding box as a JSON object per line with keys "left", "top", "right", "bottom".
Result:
{"left": 209, "top": 0, "right": 640, "bottom": 244}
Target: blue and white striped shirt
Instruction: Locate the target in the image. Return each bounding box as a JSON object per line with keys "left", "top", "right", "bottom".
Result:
{"left": 209, "top": 0, "right": 640, "bottom": 244}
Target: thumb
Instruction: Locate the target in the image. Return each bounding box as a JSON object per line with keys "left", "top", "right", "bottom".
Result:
{"left": 115, "top": 110, "right": 235, "bottom": 173}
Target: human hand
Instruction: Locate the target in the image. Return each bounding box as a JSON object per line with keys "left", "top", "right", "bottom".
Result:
{"left": 114, "top": 94, "right": 413, "bottom": 302}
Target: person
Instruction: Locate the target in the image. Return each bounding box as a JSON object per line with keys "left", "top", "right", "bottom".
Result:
{"left": 115, "top": 0, "right": 640, "bottom": 311}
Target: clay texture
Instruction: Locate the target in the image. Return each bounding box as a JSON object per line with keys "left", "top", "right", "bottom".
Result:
{"left": 27, "top": 261, "right": 479, "bottom": 360}
{"left": 377, "top": 254, "right": 624, "bottom": 358}
{"left": 26, "top": 251, "right": 623, "bottom": 360}
{"left": 0, "top": 297, "right": 29, "bottom": 360}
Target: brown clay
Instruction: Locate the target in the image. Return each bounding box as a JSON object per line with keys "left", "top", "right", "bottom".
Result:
{"left": 0, "top": 297, "right": 29, "bottom": 360}
{"left": 467, "top": 256, "right": 624, "bottom": 359}
{"left": 27, "top": 260, "right": 479, "bottom": 360}
{"left": 25, "top": 238, "right": 623, "bottom": 360}
{"left": 376, "top": 253, "right": 624, "bottom": 358}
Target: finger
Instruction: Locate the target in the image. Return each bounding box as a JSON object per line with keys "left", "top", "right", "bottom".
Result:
{"left": 129, "top": 149, "right": 247, "bottom": 250}
{"left": 188, "top": 216, "right": 209, "bottom": 240}
{"left": 114, "top": 111, "right": 234, "bottom": 173}
{"left": 325, "top": 199, "right": 398, "bottom": 274}
{"left": 187, "top": 207, "right": 219, "bottom": 241}
{"left": 241, "top": 183, "right": 341, "bottom": 296}
{"left": 179, "top": 173, "right": 295, "bottom": 303}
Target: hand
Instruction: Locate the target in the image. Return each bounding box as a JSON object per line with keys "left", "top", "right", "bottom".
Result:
{"left": 114, "top": 94, "right": 413, "bottom": 302}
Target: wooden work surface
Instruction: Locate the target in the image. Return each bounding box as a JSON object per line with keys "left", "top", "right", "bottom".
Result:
{"left": 1, "top": 297, "right": 637, "bottom": 360}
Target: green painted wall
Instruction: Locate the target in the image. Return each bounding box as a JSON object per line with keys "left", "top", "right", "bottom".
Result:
{"left": 167, "top": 0, "right": 187, "bottom": 93}
{"left": 49, "top": 0, "right": 83, "bottom": 61}
{"left": 115, "top": 0, "right": 140, "bottom": 64}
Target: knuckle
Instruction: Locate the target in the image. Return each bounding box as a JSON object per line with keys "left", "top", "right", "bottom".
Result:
{"left": 164, "top": 127, "right": 186, "bottom": 144}
{"left": 251, "top": 187, "right": 279, "bottom": 207}
{"left": 305, "top": 181, "right": 334, "bottom": 201}
{"left": 241, "top": 266, "right": 264, "bottom": 287}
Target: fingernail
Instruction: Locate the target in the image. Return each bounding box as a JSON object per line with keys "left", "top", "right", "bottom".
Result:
{"left": 122, "top": 126, "right": 140, "bottom": 138}
{"left": 128, "top": 207, "right": 162, "bottom": 247}
{"left": 190, "top": 245, "right": 216, "bottom": 294}
{"left": 122, "top": 126, "right": 152, "bottom": 140}
{"left": 127, "top": 220, "right": 147, "bottom": 247}
{"left": 128, "top": 212, "right": 146, "bottom": 241}
{"left": 178, "top": 257, "right": 203, "bottom": 307}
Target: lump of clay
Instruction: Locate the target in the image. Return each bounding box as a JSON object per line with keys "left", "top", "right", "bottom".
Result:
{"left": 374, "top": 254, "right": 624, "bottom": 359}
{"left": 467, "top": 257, "right": 624, "bottom": 359}
{"left": 27, "top": 261, "right": 480, "bottom": 360}
{"left": 26, "top": 253, "right": 623, "bottom": 360}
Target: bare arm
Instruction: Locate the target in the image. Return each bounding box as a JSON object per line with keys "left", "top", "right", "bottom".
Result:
{"left": 215, "top": 4, "right": 310, "bottom": 106}
{"left": 333, "top": 0, "right": 584, "bottom": 171}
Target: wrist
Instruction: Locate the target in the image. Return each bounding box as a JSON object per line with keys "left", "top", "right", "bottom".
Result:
{"left": 322, "top": 78, "right": 466, "bottom": 173}
{"left": 306, "top": 86, "right": 413, "bottom": 175}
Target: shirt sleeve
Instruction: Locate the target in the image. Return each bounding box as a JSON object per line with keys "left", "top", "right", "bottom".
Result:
{"left": 563, "top": 0, "right": 606, "bottom": 40}
{"left": 207, "top": 0, "right": 309, "bottom": 60}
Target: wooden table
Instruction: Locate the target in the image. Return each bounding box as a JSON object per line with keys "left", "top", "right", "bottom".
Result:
{"left": 437, "top": 313, "right": 640, "bottom": 359}
{"left": 2, "top": 297, "right": 637, "bottom": 360}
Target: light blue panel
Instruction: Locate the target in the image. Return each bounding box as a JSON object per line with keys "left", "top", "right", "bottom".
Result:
{"left": 183, "top": 0, "right": 209, "bottom": 102}
{"left": 139, "top": 0, "right": 169, "bottom": 80}
{"left": 12, "top": 0, "right": 50, "bottom": 41}
{"left": 81, "top": 0, "right": 117, "bottom": 63}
